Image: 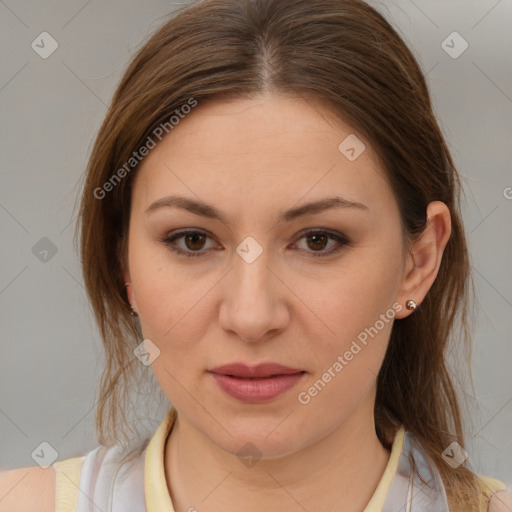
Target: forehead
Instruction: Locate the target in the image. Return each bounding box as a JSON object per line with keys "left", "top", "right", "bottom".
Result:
{"left": 132, "top": 93, "right": 393, "bottom": 218}
{"left": 148, "top": 92, "right": 372, "bottom": 159}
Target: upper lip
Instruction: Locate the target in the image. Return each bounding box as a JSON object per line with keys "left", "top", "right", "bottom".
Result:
{"left": 209, "top": 363, "right": 305, "bottom": 378}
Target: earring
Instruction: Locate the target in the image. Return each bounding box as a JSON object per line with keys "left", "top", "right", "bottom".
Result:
{"left": 405, "top": 299, "right": 417, "bottom": 311}
{"left": 125, "top": 282, "right": 138, "bottom": 317}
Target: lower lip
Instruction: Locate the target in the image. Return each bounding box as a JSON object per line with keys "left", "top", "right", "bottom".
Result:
{"left": 209, "top": 372, "right": 305, "bottom": 403}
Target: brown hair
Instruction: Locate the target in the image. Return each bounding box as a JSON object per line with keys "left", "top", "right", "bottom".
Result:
{"left": 76, "top": 0, "right": 488, "bottom": 507}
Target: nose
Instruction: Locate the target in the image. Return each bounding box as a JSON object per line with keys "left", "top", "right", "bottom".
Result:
{"left": 218, "top": 253, "right": 289, "bottom": 343}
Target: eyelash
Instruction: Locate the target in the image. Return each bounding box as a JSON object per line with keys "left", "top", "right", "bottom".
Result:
{"left": 160, "top": 229, "right": 350, "bottom": 259}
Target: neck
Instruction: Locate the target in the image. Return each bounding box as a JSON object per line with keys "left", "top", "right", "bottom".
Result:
{"left": 164, "top": 396, "right": 391, "bottom": 512}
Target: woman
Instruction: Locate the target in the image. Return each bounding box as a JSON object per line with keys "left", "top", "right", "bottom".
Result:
{"left": 1, "top": 0, "right": 510, "bottom": 510}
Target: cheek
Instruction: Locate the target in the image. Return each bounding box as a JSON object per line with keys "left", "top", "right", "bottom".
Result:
{"left": 294, "top": 294, "right": 394, "bottom": 424}
{"left": 298, "top": 248, "right": 402, "bottom": 349}
{"left": 293, "top": 243, "right": 403, "bottom": 406}
{"left": 128, "top": 237, "right": 205, "bottom": 334}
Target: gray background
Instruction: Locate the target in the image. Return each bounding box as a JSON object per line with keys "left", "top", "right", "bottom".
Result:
{"left": 1, "top": 0, "right": 511, "bottom": 487}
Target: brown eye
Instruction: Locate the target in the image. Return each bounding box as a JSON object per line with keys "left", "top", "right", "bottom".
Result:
{"left": 162, "top": 228, "right": 349, "bottom": 259}
{"left": 161, "top": 230, "right": 216, "bottom": 258}
{"left": 306, "top": 233, "right": 329, "bottom": 251}
{"left": 293, "top": 230, "right": 350, "bottom": 258}
{"left": 183, "top": 232, "right": 207, "bottom": 251}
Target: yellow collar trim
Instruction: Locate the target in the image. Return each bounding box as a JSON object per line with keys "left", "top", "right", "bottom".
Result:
{"left": 144, "top": 406, "right": 405, "bottom": 512}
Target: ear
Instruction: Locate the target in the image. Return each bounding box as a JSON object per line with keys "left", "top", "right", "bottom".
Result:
{"left": 119, "top": 236, "right": 137, "bottom": 311}
{"left": 122, "top": 265, "right": 137, "bottom": 311}
{"left": 394, "top": 201, "right": 451, "bottom": 319}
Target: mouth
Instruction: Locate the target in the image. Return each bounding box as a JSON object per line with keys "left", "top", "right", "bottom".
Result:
{"left": 221, "top": 374, "right": 305, "bottom": 379}
{"left": 208, "top": 363, "right": 307, "bottom": 402}
{"left": 209, "top": 362, "right": 305, "bottom": 378}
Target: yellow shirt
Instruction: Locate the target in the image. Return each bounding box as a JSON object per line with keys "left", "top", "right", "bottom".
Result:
{"left": 52, "top": 407, "right": 507, "bottom": 511}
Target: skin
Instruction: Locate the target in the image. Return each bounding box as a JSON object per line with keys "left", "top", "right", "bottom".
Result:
{"left": 123, "top": 92, "right": 451, "bottom": 512}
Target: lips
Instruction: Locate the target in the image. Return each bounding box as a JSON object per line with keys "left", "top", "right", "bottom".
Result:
{"left": 208, "top": 363, "right": 306, "bottom": 402}
{"left": 209, "top": 362, "right": 305, "bottom": 378}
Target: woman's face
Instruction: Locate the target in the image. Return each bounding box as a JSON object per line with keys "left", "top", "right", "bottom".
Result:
{"left": 124, "top": 93, "right": 411, "bottom": 458}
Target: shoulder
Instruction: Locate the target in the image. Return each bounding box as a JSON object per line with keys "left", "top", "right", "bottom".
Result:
{"left": 0, "top": 465, "right": 55, "bottom": 512}
{"left": 0, "top": 437, "right": 152, "bottom": 512}
{"left": 476, "top": 475, "right": 512, "bottom": 512}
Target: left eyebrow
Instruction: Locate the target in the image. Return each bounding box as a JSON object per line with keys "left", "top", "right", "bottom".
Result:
{"left": 280, "top": 196, "right": 368, "bottom": 222}
{"left": 145, "top": 194, "right": 368, "bottom": 225}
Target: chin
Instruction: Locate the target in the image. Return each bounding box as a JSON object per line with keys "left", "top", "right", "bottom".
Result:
{"left": 206, "top": 415, "right": 309, "bottom": 461}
